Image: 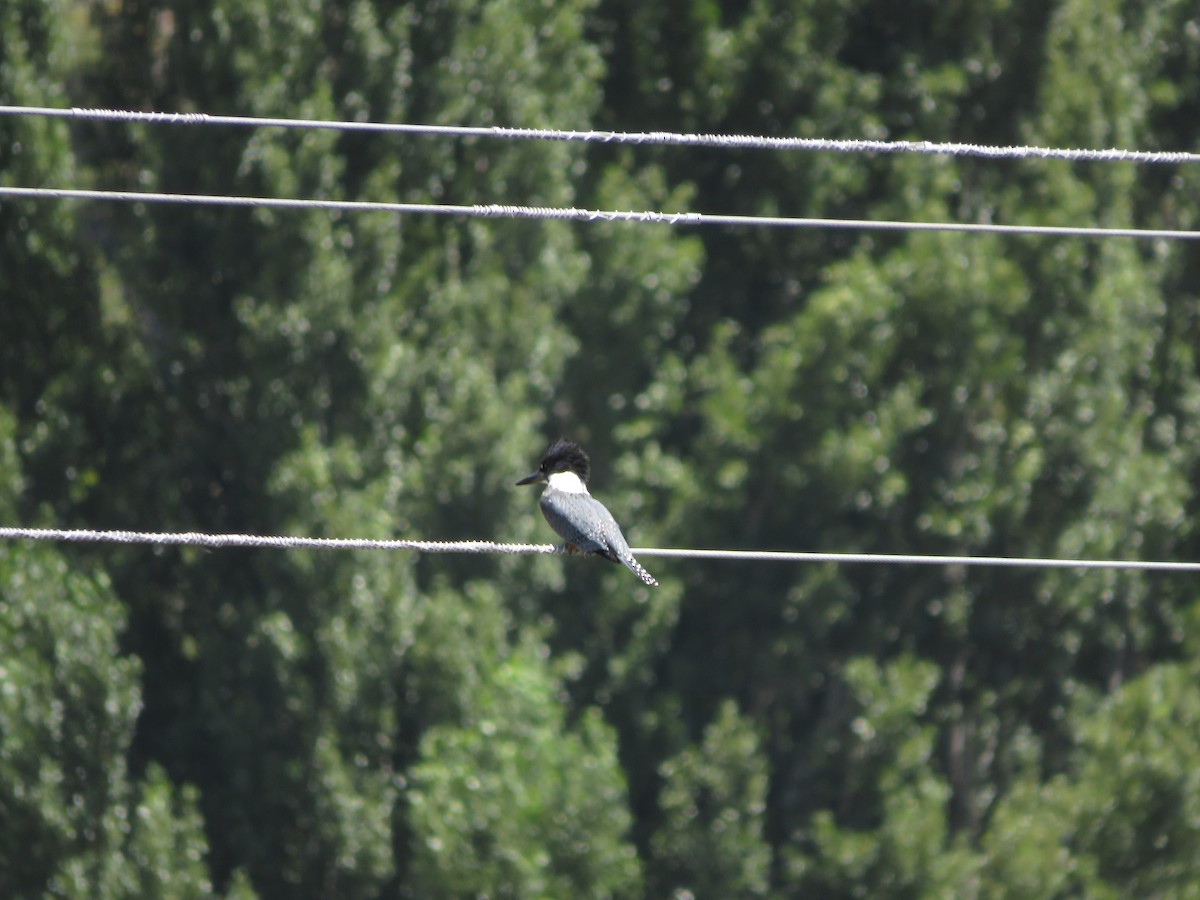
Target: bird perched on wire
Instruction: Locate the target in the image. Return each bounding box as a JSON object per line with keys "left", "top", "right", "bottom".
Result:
{"left": 517, "top": 438, "right": 658, "bottom": 586}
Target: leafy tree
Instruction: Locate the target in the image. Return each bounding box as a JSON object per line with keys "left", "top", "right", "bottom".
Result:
{"left": 586, "top": 0, "right": 1200, "bottom": 895}
{"left": 650, "top": 699, "right": 770, "bottom": 898}
{"left": 5, "top": 0, "right": 1200, "bottom": 897}
{"left": 780, "top": 656, "right": 979, "bottom": 896}
{"left": 407, "top": 637, "right": 640, "bottom": 899}
{"left": 981, "top": 661, "right": 1200, "bottom": 897}
{"left": 50, "top": 0, "right": 647, "bottom": 895}
{"left": 1058, "top": 662, "right": 1200, "bottom": 895}
{"left": 0, "top": 410, "right": 219, "bottom": 897}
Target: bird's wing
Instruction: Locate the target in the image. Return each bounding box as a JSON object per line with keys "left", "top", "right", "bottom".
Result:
{"left": 540, "top": 489, "right": 658, "bottom": 586}
{"left": 539, "top": 490, "right": 622, "bottom": 560}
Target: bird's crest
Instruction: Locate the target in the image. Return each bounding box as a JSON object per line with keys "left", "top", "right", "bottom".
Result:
{"left": 539, "top": 438, "right": 591, "bottom": 484}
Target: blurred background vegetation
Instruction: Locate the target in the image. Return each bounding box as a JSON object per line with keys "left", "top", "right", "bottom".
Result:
{"left": 3, "top": 0, "right": 1200, "bottom": 896}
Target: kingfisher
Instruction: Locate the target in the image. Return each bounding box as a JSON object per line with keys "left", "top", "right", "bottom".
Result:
{"left": 517, "top": 439, "right": 658, "bottom": 587}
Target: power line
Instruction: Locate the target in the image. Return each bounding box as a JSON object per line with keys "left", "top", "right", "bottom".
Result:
{"left": 3, "top": 105, "right": 1198, "bottom": 165}
{"left": 2, "top": 526, "right": 1198, "bottom": 572}
{"left": 1, "top": 185, "right": 1196, "bottom": 241}
{"left": 0, "top": 527, "right": 558, "bottom": 556}
{"left": 636, "top": 548, "right": 1200, "bottom": 572}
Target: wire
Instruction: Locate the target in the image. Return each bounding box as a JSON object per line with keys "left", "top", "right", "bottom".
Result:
{"left": 2, "top": 526, "right": 1198, "bottom": 572}
{"left": 0, "top": 526, "right": 558, "bottom": 555}
{"left": 635, "top": 548, "right": 1200, "bottom": 571}
{"left": 1, "top": 185, "right": 1196, "bottom": 240}
{"left": 3, "top": 105, "right": 1198, "bottom": 165}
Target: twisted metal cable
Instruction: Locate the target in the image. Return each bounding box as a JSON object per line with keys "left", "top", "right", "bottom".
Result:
{"left": 3, "top": 527, "right": 1199, "bottom": 571}
{"left": 1, "top": 186, "right": 1197, "bottom": 241}
{"left": 3, "top": 105, "right": 1197, "bottom": 165}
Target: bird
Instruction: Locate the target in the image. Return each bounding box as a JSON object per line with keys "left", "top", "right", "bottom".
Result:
{"left": 517, "top": 438, "right": 658, "bottom": 587}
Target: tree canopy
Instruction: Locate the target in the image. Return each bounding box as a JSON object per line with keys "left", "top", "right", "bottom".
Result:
{"left": 3, "top": 0, "right": 1200, "bottom": 896}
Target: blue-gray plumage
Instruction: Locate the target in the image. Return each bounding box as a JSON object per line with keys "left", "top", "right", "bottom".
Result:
{"left": 517, "top": 439, "right": 658, "bottom": 586}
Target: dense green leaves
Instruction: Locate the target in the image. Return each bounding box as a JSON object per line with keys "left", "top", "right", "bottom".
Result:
{"left": 650, "top": 700, "right": 770, "bottom": 897}
{"left": 4, "top": 0, "right": 1200, "bottom": 896}
{"left": 0, "top": 527, "right": 216, "bottom": 896}
{"left": 408, "top": 646, "right": 640, "bottom": 898}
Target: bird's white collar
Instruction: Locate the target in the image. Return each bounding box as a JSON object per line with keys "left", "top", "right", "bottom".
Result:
{"left": 547, "top": 471, "right": 589, "bottom": 494}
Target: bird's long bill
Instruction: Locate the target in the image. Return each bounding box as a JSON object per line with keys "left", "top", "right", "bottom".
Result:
{"left": 515, "top": 471, "right": 544, "bottom": 486}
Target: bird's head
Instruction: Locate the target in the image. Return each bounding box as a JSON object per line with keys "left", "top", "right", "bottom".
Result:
{"left": 516, "top": 438, "right": 591, "bottom": 487}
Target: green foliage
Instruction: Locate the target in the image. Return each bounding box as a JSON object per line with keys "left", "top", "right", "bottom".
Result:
{"left": 650, "top": 700, "right": 770, "bottom": 898}
{"left": 5, "top": 0, "right": 1200, "bottom": 897}
{"left": 981, "top": 662, "right": 1200, "bottom": 897}
{"left": 0, "top": 532, "right": 217, "bottom": 897}
{"left": 0, "top": 408, "right": 22, "bottom": 520}
{"left": 783, "top": 656, "right": 979, "bottom": 896}
{"left": 50, "top": 765, "right": 218, "bottom": 900}
{"left": 0, "top": 541, "right": 137, "bottom": 895}
{"left": 1066, "top": 663, "right": 1200, "bottom": 894}
{"left": 407, "top": 646, "right": 640, "bottom": 899}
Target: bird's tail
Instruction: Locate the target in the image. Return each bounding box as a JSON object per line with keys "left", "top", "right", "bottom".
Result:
{"left": 620, "top": 552, "right": 659, "bottom": 587}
